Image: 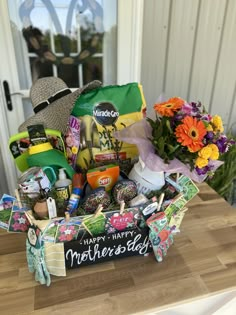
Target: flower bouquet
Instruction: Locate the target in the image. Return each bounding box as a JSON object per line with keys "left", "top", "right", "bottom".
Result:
{"left": 114, "top": 97, "right": 235, "bottom": 183}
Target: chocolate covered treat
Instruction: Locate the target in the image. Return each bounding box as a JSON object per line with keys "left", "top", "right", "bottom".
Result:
{"left": 81, "top": 187, "right": 111, "bottom": 213}
{"left": 112, "top": 180, "right": 137, "bottom": 204}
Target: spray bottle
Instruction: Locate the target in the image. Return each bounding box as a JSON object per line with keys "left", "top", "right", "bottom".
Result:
{"left": 66, "top": 172, "right": 84, "bottom": 214}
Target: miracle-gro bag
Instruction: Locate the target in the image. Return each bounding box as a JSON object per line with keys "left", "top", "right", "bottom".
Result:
{"left": 72, "top": 83, "right": 146, "bottom": 171}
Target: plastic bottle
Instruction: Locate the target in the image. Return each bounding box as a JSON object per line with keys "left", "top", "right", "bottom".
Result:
{"left": 66, "top": 173, "right": 84, "bottom": 214}
{"left": 55, "top": 168, "right": 72, "bottom": 201}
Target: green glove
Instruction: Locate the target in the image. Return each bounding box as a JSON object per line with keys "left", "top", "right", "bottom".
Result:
{"left": 26, "top": 232, "right": 51, "bottom": 286}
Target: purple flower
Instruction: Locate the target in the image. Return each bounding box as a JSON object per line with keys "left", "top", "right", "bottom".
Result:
{"left": 201, "top": 114, "right": 212, "bottom": 122}
{"left": 174, "top": 113, "right": 185, "bottom": 121}
{"left": 189, "top": 101, "right": 201, "bottom": 114}
{"left": 196, "top": 166, "right": 209, "bottom": 175}
{"left": 216, "top": 136, "right": 229, "bottom": 153}
{"left": 181, "top": 103, "right": 193, "bottom": 115}
{"left": 205, "top": 131, "right": 214, "bottom": 141}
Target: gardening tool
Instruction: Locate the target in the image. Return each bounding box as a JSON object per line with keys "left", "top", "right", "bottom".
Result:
{"left": 77, "top": 115, "right": 101, "bottom": 169}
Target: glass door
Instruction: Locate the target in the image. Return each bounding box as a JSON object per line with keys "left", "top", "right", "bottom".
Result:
{"left": 0, "top": 0, "right": 143, "bottom": 194}
{"left": 8, "top": 0, "right": 118, "bottom": 120}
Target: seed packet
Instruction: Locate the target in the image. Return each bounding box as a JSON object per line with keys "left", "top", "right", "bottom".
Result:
{"left": 177, "top": 175, "right": 199, "bottom": 201}
{"left": 55, "top": 218, "right": 82, "bottom": 243}
{"left": 27, "top": 124, "right": 47, "bottom": 145}
{"left": 8, "top": 201, "right": 30, "bottom": 233}
{"left": 0, "top": 194, "right": 16, "bottom": 230}
{"left": 169, "top": 207, "right": 188, "bottom": 233}
{"left": 82, "top": 205, "right": 106, "bottom": 236}
{"left": 65, "top": 116, "right": 81, "bottom": 169}
{"left": 164, "top": 194, "right": 187, "bottom": 222}
{"left": 41, "top": 218, "right": 63, "bottom": 242}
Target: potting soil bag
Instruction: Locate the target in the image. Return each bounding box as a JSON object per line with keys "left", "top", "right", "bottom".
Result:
{"left": 71, "top": 83, "right": 146, "bottom": 171}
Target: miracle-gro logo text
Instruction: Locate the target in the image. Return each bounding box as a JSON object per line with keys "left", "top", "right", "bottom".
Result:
{"left": 93, "top": 109, "right": 119, "bottom": 118}
{"left": 93, "top": 102, "right": 119, "bottom": 126}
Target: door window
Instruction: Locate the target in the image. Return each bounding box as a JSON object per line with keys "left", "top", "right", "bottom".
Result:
{"left": 7, "top": 0, "right": 117, "bottom": 89}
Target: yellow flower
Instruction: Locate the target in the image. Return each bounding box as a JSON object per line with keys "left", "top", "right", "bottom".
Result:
{"left": 195, "top": 156, "right": 209, "bottom": 168}
{"left": 206, "top": 124, "right": 213, "bottom": 132}
{"left": 208, "top": 144, "right": 219, "bottom": 160}
{"left": 72, "top": 146, "right": 78, "bottom": 154}
{"left": 212, "top": 115, "right": 224, "bottom": 132}
{"left": 198, "top": 146, "right": 212, "bottom": 159}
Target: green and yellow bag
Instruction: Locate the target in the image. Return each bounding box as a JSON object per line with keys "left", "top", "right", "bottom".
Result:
{"left": 72, "top": 82, "right": 146, "bottom": 171}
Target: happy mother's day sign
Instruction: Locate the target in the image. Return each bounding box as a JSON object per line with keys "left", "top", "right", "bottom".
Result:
{"left": 64, "top": 228, "right": 152, "bottom": 268}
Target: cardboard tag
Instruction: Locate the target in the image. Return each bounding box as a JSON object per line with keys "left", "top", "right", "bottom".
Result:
{"left": 46, "top": 197, "right": 57, "bottom": 219}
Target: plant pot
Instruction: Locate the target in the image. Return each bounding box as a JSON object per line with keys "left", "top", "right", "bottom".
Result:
{"left": 128, "top": 157, "right": 165, "bottom": 194}
{"left": 34, "top": 199, "right": 48, "bottom": 219}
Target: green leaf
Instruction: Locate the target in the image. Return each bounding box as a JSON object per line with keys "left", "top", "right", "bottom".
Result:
{"left": 157, "top": 136, "right": 165, "bottom": 156}
{"left": 166, "top": 119, "right": 173, "bottom": 134}
{"left": 166, "top": 144, "right": 180, "bottom": 155}
{"left": 146, "top": 118, "right": 156, "bottom": 130}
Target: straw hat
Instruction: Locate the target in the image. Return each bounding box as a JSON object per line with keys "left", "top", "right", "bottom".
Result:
{"left": 18, "top": 77, "right": 102, "bottom": 134}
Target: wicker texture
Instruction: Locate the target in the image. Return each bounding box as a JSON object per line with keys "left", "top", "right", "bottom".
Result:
{"left": 18, "top": 77, "right": 102, "bottom": 134}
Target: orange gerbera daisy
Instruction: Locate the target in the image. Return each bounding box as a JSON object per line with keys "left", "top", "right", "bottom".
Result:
{"left": 175, "top": 116, "right": 207, "bottom": 152}
{"left": 154, "top": 97, "right": 185, "bottom": 117}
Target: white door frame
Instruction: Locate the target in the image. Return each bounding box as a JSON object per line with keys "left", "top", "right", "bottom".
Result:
{"left": 0, "top": 0, "right": 144, "bottom": 194}
{"left": 0, "top": 0, "right": 25, "bottom": 194}
{"left": 117, "top": 0, "right": 144, "bottom": 84}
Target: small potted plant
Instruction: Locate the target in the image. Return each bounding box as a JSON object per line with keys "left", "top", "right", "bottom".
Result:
{"left": 33, "top": 178, "right": 49, "bottom": 219}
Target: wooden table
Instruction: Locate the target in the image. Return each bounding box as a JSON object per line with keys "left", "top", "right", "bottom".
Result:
{"left": 1, "top": 183, "right": 236, "bottom": 314}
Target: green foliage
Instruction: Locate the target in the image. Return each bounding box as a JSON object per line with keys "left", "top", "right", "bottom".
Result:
{"left": 146, "top": 116, "right": 196, "bottom": 168}
{"left": 207, "top": 133, "right": 236, "bottom": 204}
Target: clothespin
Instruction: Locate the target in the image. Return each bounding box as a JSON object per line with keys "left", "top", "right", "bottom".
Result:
{"left": 176, "top": 173, "right": 180, "bottom": 183}
{"left": 24, "top": 211, "right": 33, "bottom": 225}
{"left": 119, "top": 200, "right": 125, "bottom": 215}
{"left": 157, "top": 193, "right": 165, "bottom": 212}
{"left": 15, "top": 188, "right": 22, "bottom": 209}
{"left": 94, "top": 204, "right": 103, "bottom": 218}
{"left": 65, "top": 212, "right": 70, "bottom": 222}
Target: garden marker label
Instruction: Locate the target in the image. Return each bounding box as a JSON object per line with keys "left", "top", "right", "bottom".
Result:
{"left": 110, "top": 212, "right": 134, "bottom": 231}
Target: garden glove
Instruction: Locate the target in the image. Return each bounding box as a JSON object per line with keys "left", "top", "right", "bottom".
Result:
{"left": 147, "top": 212, "right": 174, "bottom": 262}
{"left": 26, "top": 239, "right": 51, "bottom": 286}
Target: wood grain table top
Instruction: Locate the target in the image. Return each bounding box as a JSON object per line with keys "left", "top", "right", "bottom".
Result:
{"left": 1, "top": 183, "right": 236, "bottom": 315}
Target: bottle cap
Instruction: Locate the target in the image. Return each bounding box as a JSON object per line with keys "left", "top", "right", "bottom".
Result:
{"left": 58, "top": 168, "right": 67, "bottom": 180}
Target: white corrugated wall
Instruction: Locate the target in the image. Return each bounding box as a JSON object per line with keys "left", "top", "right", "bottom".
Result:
{"left": 141, "top": 0, "right": 236, "bottom": 132}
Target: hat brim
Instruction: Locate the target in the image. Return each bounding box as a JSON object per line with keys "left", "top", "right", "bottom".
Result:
{"left": 18, "top": 80, "right": 102, "bottom": 134}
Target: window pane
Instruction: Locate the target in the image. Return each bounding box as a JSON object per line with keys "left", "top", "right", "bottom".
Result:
{"left": 8, "top": 0, "right": 117, "bottom": 88}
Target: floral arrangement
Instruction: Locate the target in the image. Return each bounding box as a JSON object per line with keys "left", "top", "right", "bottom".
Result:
{"left": 147, "top": 97, "right": 234, "bottom": 179}
{"left": 114, "top": 97, "right": 235, "bottom": 183}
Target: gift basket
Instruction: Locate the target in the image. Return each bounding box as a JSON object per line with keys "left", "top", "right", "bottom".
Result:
{"left": 1, "top": 77, "right": 235, "bottom": 286}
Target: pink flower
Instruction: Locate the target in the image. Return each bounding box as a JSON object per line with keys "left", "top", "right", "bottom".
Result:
{"left": 58, "top": 234, "right": 67, "bottom": 242}
{"left": 13, "top": 213, "right": 20, "bottom": 220}
{"left": 12, "top": 222, "right": 21, "bottom": 230}
{"left": 59, "top": 225, "right": 67, "bottom": 233}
